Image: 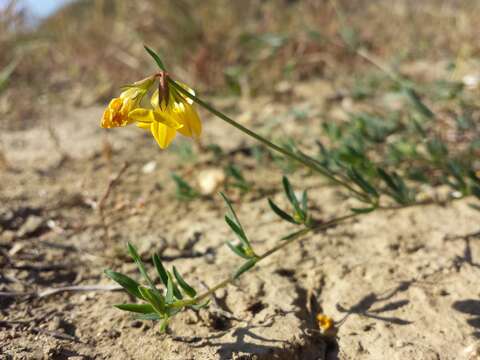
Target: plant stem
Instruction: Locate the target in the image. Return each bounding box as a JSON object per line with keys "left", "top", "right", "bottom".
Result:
{"left": 169, "top": 79, "right": 369, "bottom": 201}
{"left": 192, "top": 211, "right": 359, "bottom": 303}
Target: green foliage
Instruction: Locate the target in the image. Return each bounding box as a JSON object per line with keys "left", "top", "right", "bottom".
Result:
{"left": 268, "top": 176, "right": 311, "bottom": 226}
{"left": 171, "top": 173, "right": 199, "bottom": 201}
{"left": 225, "top": 164, "right": 251, "bottom": 193}
{"left": 144, "top": 45, "right": 167, "bottom": 71}
{"left": 105, "top": 243, "right": 201, "bottom": 331}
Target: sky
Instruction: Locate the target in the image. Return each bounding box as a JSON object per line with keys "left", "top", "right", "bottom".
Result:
{"left": 1, "top": 0, "right": 72, "bottom": 18}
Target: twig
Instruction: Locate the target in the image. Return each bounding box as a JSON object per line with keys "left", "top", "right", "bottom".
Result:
{"left": 38, "top": 284, "right": 122, "bottom": 298}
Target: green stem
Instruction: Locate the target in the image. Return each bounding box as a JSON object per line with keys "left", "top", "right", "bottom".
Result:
{"left": 169, "top": 79, "right": 369, "bottom": 201}
{"left": 192, "top": 211, "right": 359, "bottom": 303}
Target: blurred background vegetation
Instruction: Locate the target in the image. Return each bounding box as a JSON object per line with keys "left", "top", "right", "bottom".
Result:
{"left": 1, "top": 0, "right": 479, "bottom": 130}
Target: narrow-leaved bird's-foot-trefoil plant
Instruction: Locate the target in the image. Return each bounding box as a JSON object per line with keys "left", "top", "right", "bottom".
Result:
{"left": 101, "top": 46, "right": 480, "bottom": 332}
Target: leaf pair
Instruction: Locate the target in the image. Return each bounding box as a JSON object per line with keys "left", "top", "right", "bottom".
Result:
{"left": 377, "top": 168, "right": 414, "bottom": 205}
{"left": 268, "top": 176, "right": 309, "bottom": 226}
{"left": 221, "top": 193, "right": 258, "bottom": 278}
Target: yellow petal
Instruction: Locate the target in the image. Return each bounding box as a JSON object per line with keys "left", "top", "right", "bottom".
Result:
{"left": 173, "top": 102, "right": 202, "bottom": 138}
{"left": 152, "top": 110, "right": 183, "bottom": 130}
{"left": 151, "top": 89, "right": 159, "bottom": 108}
{"left": 175, "top": 81, "right": 195, "bottom": 105}
{"left": 136, "top": 122, "right": 151, "bottom": 129}
{"left": 128, "top": 108, "right": 155, "bottom": 124}
{"left": 150, "top": 121, "right": 176, "bottom": 149}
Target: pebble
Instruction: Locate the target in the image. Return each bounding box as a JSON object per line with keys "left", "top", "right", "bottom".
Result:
{"left": 16, "top": 215, "right": 44, "bottom": 238}
{"left": 142, "top": 161, "right": 157, "bottom": 174}
{"left": 197, "top": 168, "right": 225, "bottom": 195}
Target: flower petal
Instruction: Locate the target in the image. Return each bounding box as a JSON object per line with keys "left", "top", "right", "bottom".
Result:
{"left": 175, "top": 81, "right": 195, "bottom": 105}
{"left": 173, "top": 102, "right": 202, "bottom": 138}
{"left": 152, "top": 110, "right": 183, "bottom": 130}
{"left": 150, "top": 121, "right": 176, "bottom": 149}
{"left": 128, "top": 108, "right": 155, "bottom": 124}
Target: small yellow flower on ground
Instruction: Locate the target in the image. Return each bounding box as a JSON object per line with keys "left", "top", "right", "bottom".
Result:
{"left": 316, "top": 313, "right": 336, "bottom": 336}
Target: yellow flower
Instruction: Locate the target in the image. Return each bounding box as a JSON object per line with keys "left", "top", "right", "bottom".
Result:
{"left": 101, "top": 74, "right": 201, "bottom": 150}
{"left": 316, "top": 314, "right": 334, "bottom": 332}
{"left": 128, "top": 92, "right": 183, "bottom": 149}
{"left": 101, "top": 77, "right": 154, "bottom": 129}
{"left": 152, "top": 81, "right": 202, "bottom": 139}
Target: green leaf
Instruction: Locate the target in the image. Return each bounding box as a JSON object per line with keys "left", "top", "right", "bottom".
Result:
{"left": 173, "top": 266, "right": 197, "bottom": 298}
{"left": 268, "top": 198, "right": 298, "bottom": 224}
{"left": 159, "top": 318, "right": 169, "bottom": 332}
{"left": 189, "top": 300, "right": 210, "bottom": 310}
{"left": 347, "top": 167, "right": 378, "bottom": 198}
{"left": 220, "top": 192, "right": 242, "bottom": 228}
{"left": 171, "top": 173, "right": 198, "bottom": 201}
{"left": 135, "top": 313, "right": 162, "bottom": 321}
{"left": 234, "top": 258, "right": 257, "bottom": 279}
{"left": 152, "top": 254, "right": 168, "bottom": 286}
{"left": 105, "top": 270, "right": 143, "bottom": 300}
{"left": 224, "top": 215, "right": 248, "bottom": 243}
{"left": 165, "top": 271, "right": 183, "bottom": 302}
{"left": 351, "top": 207, "right": 375, "bottom": 214}
{"left": 127, "top": 243, "right": 155, "bottom": 288}
{"left": 138, "top": 286, "right": 165, "bottom": 314}
{"left": 226, "top": 241, "right": 251, "bottom": 260}
{"left": 114, "top": 303, "right": 155, "bottom": 314}
{"left": 144, "top": 45, "right": 166, "bottom": 71}
{"left": 166, "top": 273, "right": 174, "bottom": 303}
{"left": 377, "top": 168, "right": 399, "bottom": 192}
{"left": 301, "top": 190, "right": 308, "bottom": 214}
{"left": 403, "top": 87, "right": 434, "bottom": 118}
{"left": 282, "top": 176, "right": 301, "bottom": 211}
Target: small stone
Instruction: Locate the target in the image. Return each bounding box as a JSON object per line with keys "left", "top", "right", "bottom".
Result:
{"left": 16, "top": 215, "right": 44, "bottom": 238}
{"left": 142, "top": 161, "right": 157, "bottom": 174}
{"left": 197, "top": 168, "right": 225, "bottom": 195}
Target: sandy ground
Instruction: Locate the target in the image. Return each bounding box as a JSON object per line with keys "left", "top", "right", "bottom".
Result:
{"left": 1, "top": 80, "right": 480, "bottom": 360}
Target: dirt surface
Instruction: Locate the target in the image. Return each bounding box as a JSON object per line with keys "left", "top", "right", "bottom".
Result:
{"left": 1, "top": 78, "right": 480, "bottom": 360}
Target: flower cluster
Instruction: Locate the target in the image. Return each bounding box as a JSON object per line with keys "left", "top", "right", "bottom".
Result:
{"left": 101, "top": 73, "right": 202, "bottom": 149}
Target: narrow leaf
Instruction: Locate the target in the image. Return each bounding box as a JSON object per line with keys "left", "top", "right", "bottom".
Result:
{"left": 377, "top": 168, "right": 399, "bottom": 192}
{"left": 347, "top": 168, "right": 378, "bottom": 197}
{"left": 135, "top": 313, "right": 162, "bottom": 321}
{"left": 173, "top": 266, "right": 197, "bottom": 298}
{"left": 152, "top": 254, "right": 168, "bottom": 286}
{"left": 301, "top": 190, "right": 308, "bottom": 214}
{"left": 159, "top": 318, "right": 169, "bottom": 332}
{"left": 403, "top": 87, "right": 434, "bottom": 118}
{"left": 105, "top": 270, "right": 143, "bottom": 300}
{"left": 268, "top": 198, "right": 298, "bottom": 224}
{"left": 138, "top": 286, "right": 165, "bottom": 314}
{"left": 351, "top": 207, "right": 375, "bottom": 214}
{"left": 189, "top": 300, "right": 210, "bottom": 310}
{"left": 282, "top": 176, "right": 301, "bottom": 212}
{"left": 226, "top": 241, "right": 251, "bottom": 260}
{"left": 224, "top": 215, "right": 248, "bottom": 243}
{"left": 144, "top": 45, "right": 166, "bottom": 71}
{"left": 127, "top": 242, "right": 155, "bottom": 288}
{"left": 220, "top": 192, "right": 243, "bottom": 227}
{"left": 114, "top": 303, "right": 155, "bottom": 314}
{"left": 165, "top": 271, "right": 183, "bottom": 302}
{"left": 234, "top": 258, "right": 257, "bottom": 279}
